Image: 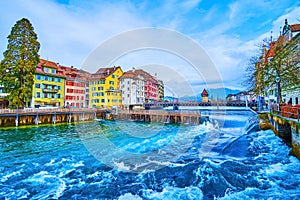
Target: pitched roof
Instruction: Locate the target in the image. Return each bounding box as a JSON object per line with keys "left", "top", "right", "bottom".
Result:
{"left": 120, "top": 68, "right": 157, "bottom": 83}
{"left": 201, "top": 89, "right": 208, "bottom": 96}
{"left": 290, "top": 24, "right": 300, "bottom": 32}
{"left": 38, "top": 59, "right": 58, "bottom": 69}
{"left": 91, "top": 66, "right": 121, "bottom": 80}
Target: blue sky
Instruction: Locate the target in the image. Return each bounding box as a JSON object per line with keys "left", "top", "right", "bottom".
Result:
{"left": 0, "top": 0, "right": 299, "bottom": 96}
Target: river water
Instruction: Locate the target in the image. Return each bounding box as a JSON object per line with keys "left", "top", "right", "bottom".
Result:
{"left": 0, "top": 111, "right": 299, "bottom": 199}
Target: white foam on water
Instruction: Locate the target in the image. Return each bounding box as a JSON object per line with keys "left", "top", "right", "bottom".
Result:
{"left": 54, "top": 178, "right": 66, "bottom": 199}
{"left": 118, "top": 193, "right": 143, "bottom": 200}
{"left": 1, "top": 170, "right": 22, "bottom": 182}
{"left": 142, "top": 186, "right": 203, "bottom": 200}
{"left": 44, "top": 159, "right": 56, "bottom": 166}
{"left": 113, "top": 161, "right": 131, "bottom": 171}
{"left": 58, "top": 169, "right": 75, "bottom": 178}
{"left": 24, "top": 170, "right": 67, "bottom": 199}
{"left": 71, "top": 160, "right": 84, "bottom": 168}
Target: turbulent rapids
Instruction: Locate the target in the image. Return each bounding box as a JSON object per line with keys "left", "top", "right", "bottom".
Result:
{"left": 0, "top": 111, "right": 299, "bottom": 199}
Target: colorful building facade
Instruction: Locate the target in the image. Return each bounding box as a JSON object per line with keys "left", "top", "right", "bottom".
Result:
{"left": 120, "top": 68, "right": 145, "bottom": 110}
{"left": 259, "top": 19, "right": 300, "bottom": 105}
{"left": 157, "top": 79, "right": 164, "bottom": 102}
{"left": 89, "top": 66, "right": 123, "bottom": 109}
{"left": 58, "top": 66, "right": 87, "bottom": 108}
{"left": 32, "top": 59, "right": 65, "bottom": 107}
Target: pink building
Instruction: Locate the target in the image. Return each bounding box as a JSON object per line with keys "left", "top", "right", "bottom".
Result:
{"left": 58, "top": 65, "right": 88, "bottom": 108}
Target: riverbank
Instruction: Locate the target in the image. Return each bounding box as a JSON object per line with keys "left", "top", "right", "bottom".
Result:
{"left": 1, "top": 110, "right": 299, "bottom": 199}
{"left": 0, "top": 108, "right": 109, "bottom": 127}
{"left": 258, "top": 112, "right": 300, "bottom": 159}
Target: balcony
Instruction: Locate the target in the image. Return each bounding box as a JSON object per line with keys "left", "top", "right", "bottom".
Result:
{"left": 43, "top": 88, "right": 58, "bottom": 93}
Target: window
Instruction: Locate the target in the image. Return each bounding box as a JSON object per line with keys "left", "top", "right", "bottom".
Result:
{"left": 35, "top": 83, "right": 40, "bottom": 88}
{"left": 45, "top": 76, "right": 48, "bottom": 81}
{"left": 52, "top": 69, "right": 56, "bottom": 74}
{"left": 57, "top": 78, "right": 61, "bottom": 82}
{"left": 58, "top": 94, "right": 61, "bottom": 98}
{"left": 44, "top": 67, "right": 49, "bottom": 73}
{"left": 112, "top": 74, "right": 115, "bottom": 78}
{"left": 36, "top": 92, "right": 40, "bottom": 98}
{"left": 52, "top": 77, "right": 55, "bottom": 82}
{"left": 109, "top": 81, "right": 114, "bottom": 85}
{"left": 44, "top": 93, "right": 48, "bottom": 98}
{"left": 36, "top": 75, "right": 41, "bottom": 80}
{"left": 100, "top": 80, "right": 105, "bottom": 84}
{"left": 101, "top": 99, "right": 105, "bottom": 103}
{"left": 98, "top": 87, "right": 103, "bottom": 90}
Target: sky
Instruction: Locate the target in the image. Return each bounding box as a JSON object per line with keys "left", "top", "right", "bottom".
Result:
{"left": 0, "top": 0, "right": 299, "bottom": 97}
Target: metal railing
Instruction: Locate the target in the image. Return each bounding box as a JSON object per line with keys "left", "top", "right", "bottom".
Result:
{"left": 118, "top": 109, "right": 201, "bottom": 115}
{"left": 0, "top": 108, "right": 104, "bottom": 114}
{"left": 272, "top": 105, "right": 300, "bottom": 122}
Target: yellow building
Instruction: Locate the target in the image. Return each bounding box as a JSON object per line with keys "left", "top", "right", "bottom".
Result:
{"left": 89, "top": 66, "right": 123, "bottom": 109}
{"left": 31, "top": 59, "right": 65, "bottom": 107}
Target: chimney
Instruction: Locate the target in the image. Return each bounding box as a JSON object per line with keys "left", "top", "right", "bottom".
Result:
{"left": 132, "top": 67, "right": 135, "bottom": 73}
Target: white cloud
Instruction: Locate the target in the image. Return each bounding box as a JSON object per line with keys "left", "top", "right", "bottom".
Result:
{"left": 0, "top": 0, "right": 299, "bottom": 94}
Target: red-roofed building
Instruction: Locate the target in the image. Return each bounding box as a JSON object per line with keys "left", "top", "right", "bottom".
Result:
{"left": 119, "top": 68, "right": 146, "bottom": 109}
{"left": 201, "top": 89, "right": 209, "bottom": 103}
{"left": 60, "top": 65, "right": 89, "bottom": 108}
{"left": 32, "top": 59, "right": 65, "bottom": 107}
{"left": 89, "top": 66, "right": 123, "bottom": 108}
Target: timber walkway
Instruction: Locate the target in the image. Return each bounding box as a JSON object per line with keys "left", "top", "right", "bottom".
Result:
{"left": 0, "top": 108, "right": 108, "bottom": 127}
{"left": 116, "top": 110, "right": 202, "bottom": 124}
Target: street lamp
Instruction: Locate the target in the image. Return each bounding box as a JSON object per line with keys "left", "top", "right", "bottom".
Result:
{"left": 276, "top": 73, "right": 280, "bottom": 113}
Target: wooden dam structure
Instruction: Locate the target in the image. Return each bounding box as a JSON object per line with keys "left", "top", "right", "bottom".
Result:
{"left": 0, "top": 108, "right": 109, "bottom": 127}
{"left": 116, "top": 110, "right": 202, "bottom": 124}
{"left": 0, "top": 108, "right": 203, "bottom": 127}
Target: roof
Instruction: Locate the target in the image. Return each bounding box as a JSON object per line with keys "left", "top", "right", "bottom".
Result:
{"left": 120, "top": 68, "right": 157, "bottom": 83}
{"left": 201, "top": 89, "right": 208, "bottom": 96}
{"left": 37, "top": 58, "right": 87, "bottom": 80}
{"left": 38, "top": 59, "right": 58, "bottom": 69}
{"left": 290, "top": 24, "right": 300, "bottom": 32}
{"left": 91, "top": 66, "right": 122, "bottom": 80}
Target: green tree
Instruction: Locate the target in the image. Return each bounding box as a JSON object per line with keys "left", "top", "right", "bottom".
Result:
{"left": 0, "top": 18, "right": 40, "bottom": 108}
{"left": 263, "top": 35, "right": 300, "bottom": 103}
{"left": 242, "top": 39, "right": 270, "bottom": 93}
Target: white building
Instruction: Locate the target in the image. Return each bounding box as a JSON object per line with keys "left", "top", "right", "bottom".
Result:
{"left": 120, "top": 69, "right": 145, "bottom": 110}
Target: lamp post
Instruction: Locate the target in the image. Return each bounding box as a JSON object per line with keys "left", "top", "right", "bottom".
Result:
{"left": 276, "top": 74, "right": 280, "bottom": 113}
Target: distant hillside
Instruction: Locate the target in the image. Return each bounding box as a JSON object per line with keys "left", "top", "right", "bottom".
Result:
{"left": 178, "top": 88, "right": 242, "bottom": 102}
{"left": 208, "top": 88, "right": 241, "bottom": 100}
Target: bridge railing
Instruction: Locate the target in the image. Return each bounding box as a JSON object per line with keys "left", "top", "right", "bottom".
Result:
{"left": 118, "top": 109, "right": 201, "bottom": 115}
{"left": 0, "top": 108, "right": 104, "bottom": 114}
{"left": 272, "top": 104, "right": 300, "bottom": 122}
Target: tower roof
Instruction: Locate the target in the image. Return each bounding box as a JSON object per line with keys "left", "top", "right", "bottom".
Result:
{"left": 201, "top": 89, "right": 208, "bottom": 97}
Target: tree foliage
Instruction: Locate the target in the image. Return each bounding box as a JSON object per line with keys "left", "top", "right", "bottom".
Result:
{"left": 0, "top": 18, "right": 40, "bottom": 108}
{"left": 262, "top": 35, "right": 300, "bottom": 102}
{"left": 242, "top": 38, "right": 270, "bottom": 93}
{"left": 243, "top": 35, "right": 300, "bottom": 103}
{"left": 242, "top": 55, "right": 259, "bottom": 92}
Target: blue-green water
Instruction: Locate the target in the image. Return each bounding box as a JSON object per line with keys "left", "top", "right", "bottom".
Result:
{"left": 0, "top": 111, "right": 300, "bottom": 199}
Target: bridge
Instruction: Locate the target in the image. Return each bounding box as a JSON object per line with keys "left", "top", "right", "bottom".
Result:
{"left": 143, "top": 101, "right": 257, "bottom": 109}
